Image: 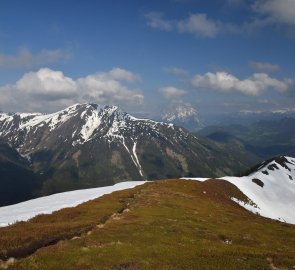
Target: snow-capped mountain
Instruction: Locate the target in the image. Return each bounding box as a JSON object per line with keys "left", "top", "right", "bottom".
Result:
{"left": 161, "top": 103, "right": 202, "bottom": 131}
{"left": 186, "top": 156, "right": 295, "bottom": 224}
{"left": 0, "top": 103, "right": 255, "bottom": 205}
{"left": 0, "top": 103, "right": 199, "bottom": 180}
{"left": 0, "top": 103, "right": 181, "bottom": 155}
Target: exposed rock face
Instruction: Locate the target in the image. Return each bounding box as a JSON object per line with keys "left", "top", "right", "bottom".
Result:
{"left": 0, "top": 103, "right": 252, "bottom": 202}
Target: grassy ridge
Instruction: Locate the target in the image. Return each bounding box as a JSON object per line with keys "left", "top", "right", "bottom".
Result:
{"left": 1, "top": 180, "right": 295, "bottom": 269}
{"left": 0, "top": 186, "right": 144, "bottom": 260}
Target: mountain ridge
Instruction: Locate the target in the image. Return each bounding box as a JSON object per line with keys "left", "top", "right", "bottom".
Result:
{"left": 0, "top": 103, "right": 259, "bottom": 205}
{"left": 1, "top": 170, "right": 295, "bottom": 269}
{"left": 198, "top": 118, "right": 295, "bottom": 158}
{"left": 185, "top": 155, "right": 295, "bottom": 224}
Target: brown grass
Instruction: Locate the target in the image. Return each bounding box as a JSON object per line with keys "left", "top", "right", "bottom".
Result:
{"left": 0, "top": 179, "right": 295, "bottom": 270}
{"left": 0, "top": 185, "right": 145, "bottom": 261}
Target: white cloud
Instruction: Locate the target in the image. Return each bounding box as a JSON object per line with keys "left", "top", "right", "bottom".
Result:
{"left": 159, "top": 86, "right": 187, "bottom": 99}
{"left": 106, "top": 68, "right": 140, "bottom": 82}
{"left": 16, "top": 68, "right": 77, "bottom": 100}
{"left": 177, "top": 13, "right": 219, "bottom": 38}
{"left": 145, "top": 12, "right": 173, "bottom": 31}
{"left": 146, "top": 2, "right": 295, "bottom": 37}
{"left": 191, "top": 71, "right": 293, "bottom": 95}
{"left": 0, "top": 68, "right": 144, "bottom": 112}
{"left": 249, "top": 61, "right": 280, "bottom": 72}
{"left": 243, "top": 0, "right": 295, "bottom": 32}
{"left": 146, "top": 12, "right": 220, "bottom": 38}
{"left": 77, "top": 69, "right": 143, "bottom": 105}
{"left": 0, "top": 48, "right": 69, "bottom": 69}
{"left": 253, "top": 0, "right": 295, "bottom": 25}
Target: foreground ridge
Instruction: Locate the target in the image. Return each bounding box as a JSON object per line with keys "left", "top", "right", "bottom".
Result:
{"left": 0, "top": 180, "right": 295, "bottom": 270}
{"left": 185, "top": 156, "right": 295, "bottom": 224}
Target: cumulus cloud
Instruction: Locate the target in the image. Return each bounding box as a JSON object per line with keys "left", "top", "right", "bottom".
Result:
{"left": 253, "top": 0, "right": 295, "bottom": 25}
{"left": 146, "top": 1, "right": 295, "bottom": 37}
{"left": 146, "top": 12, "right": 220, "bottom": 38}
{"left": 177, "top": 14, "right": 219, "bottom": 38}
{"left": 0, "top": 48, "right": 69, "bottom": 69}
{"left": 0, "top": 68, "right": 144, "bottom": 112}
{"left": 76, "top": 68, "right": 142, "bottom": 105}
{"left": 191, "top": 71, "right": 293, "bottom": 95}
{"left": 159, "top": 86, "right": 187, "bottom": 99}
{"left": 249, "top": 61, "right": 280, "bottom": 72}
{"left": 145, "top": 12, "right": 173, "bottom": 31}
{"left": 104, "top": 68, "right": 140, "bottom": 82}
{"left": 16, "top": 68, "right": 77, "bottom": 100}
{"left": 242, "top": 0, "right": 295, "bottom": 32}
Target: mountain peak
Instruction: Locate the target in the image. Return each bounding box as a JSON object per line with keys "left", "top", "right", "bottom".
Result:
{"left": 245, "top": 155, "right": 295, "bottom": 177}
{"left": 161, "top": 103, "right": 202, "bottom": 131}
{"left": 0, "top": 103, "right": 268, "bottom": 207}
{"left": 0, "top": 103, "right": 176, "bottom": 153}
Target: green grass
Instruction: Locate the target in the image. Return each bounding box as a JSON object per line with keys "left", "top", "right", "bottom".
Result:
{"left": 1, "top": 180, "right": 295, "bottom": 269}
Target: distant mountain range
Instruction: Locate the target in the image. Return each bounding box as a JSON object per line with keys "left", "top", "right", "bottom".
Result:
{"left": 202, "top": 109, "right": 295, "bottom": 127}
{"left": 160, "top": 103, "right": 203, "bottom": 131}
{"left": 0, "top": 103, "right": 258, "bottom": 206}
{"left": 199, "top": 117, "right": 295, "bottom": 158}
{"left": 157, "top": 103, "right": 295, "bottom": 132}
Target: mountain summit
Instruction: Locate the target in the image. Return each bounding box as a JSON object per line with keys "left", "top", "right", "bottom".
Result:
{"left": 0, "top": 103, "right": 255, "bottom": 205}
{"left": 161, "top": 103, "right": 202, "bottom": 131}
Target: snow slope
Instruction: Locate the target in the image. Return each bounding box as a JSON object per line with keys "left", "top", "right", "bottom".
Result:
{"left": 184, "top": 156, "right": 295, "bottom": 224}
{"left": 0, "top": 181, "right": 146, "bottom": 227}
{"left": 1, "top": 156, "right": 294, "bottom": 227}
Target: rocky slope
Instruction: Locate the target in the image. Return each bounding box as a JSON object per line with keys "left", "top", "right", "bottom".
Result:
{"left": 0, "top": 142, "right": 39, "bottom": 206}
{"left": 0, "top": 103, "right": 255, "bottom": 203}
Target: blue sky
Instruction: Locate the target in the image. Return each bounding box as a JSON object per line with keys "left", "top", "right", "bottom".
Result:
{"left": 0, "top": 0, "right": 294, "bottom": 116}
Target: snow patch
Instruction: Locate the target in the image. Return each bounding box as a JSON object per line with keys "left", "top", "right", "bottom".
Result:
{"left": 0, "top": 181, "right": 146, "bottom": 227}
{"left": 79, "top": 110, "right": 101, "bottom": 142}
{"left": 183, "top": 156, "right": 295, "bottom": 224}
{"left": 132, "top": 140, "right": 144, "bottom": 177}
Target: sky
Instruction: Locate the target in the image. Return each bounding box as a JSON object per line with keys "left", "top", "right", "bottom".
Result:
{"left": 0, "top": 0, "right": 295, "bottom": 117}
